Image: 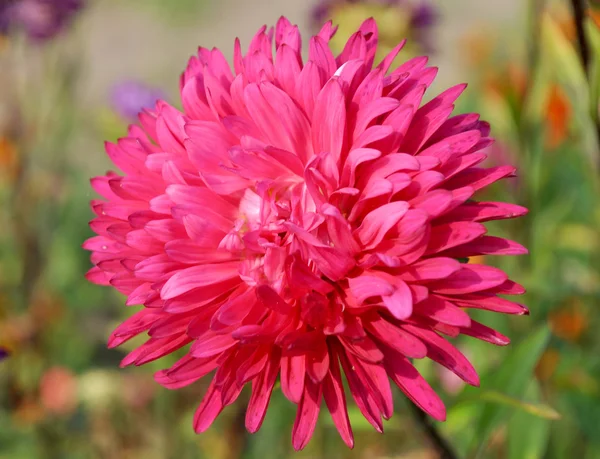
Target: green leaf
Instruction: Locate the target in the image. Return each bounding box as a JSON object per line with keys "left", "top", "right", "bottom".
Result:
{"left": 459, "top": 390, "right": 560, "bottom": 420}
{"left": 468, "top": 325, "right": 551, "bottom": 457}
{"left": 585, "top": 18, "right": 600, "bottom": 136}
{"left": 540, "top": 14, "right": 587, "bottom": 97}
{"left": 508, "top": 381, "right": 551, "bottom": 459}
{"left": 564, "top": 392, "right": 600, "bottom": 445}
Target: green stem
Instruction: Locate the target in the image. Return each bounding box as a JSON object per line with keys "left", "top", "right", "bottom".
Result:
{"left": 569, "top": 0, "right": 600, "bottom": 167}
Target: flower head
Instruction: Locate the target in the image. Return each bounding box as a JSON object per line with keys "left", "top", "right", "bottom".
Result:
{"left": 312, "top": 0, "right": 438, "bottom": 54}
{"left": 0, "top": 0, "right": 83, "bottom": 42}
{"left": 85, "top": 17, "right": 528, "bottom": 450}
{"left": 110, "top": 81, "right": 167, "bottom": 122}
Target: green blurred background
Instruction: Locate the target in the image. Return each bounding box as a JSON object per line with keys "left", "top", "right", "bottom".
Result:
{"left": 1, "top": 0, "right": 600, "bottom": 457}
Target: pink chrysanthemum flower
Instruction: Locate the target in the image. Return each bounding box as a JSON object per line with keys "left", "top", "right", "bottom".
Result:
{"left": 85, "top": 17, "right": 528, "bottom": 450}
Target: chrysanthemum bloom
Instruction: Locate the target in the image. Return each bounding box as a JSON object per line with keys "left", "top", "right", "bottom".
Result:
{"left": 0, "top": 0, "right": 83, "bottom": 42}
{"left": 85, "top": 17, "right": 528, "bottom": 450}
{"left": 110, "top": 81, "right": 167, "bottom": 122}
{"left": 312, "top": 0, "right": 438, "bottom": 54}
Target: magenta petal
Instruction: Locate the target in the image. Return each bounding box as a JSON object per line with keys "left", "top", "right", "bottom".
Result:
{"left": 460, "top": 320, "right": 510, "bottom": 346}
{"left": 426, "top": 221, "right": 487, "bottom": 255}
{"left": 440, "top": 201, "right": 529, "bottom": 223}
{"left": 403, "top": 324, "right": 480, "bottom": 386}
{"left": 306, "top": 339, "right": 330, "bottom": 382}
{"left": 292, "top": 378, "right": 323, "bottom": 451}
{"left": 190, "top": 332, "right": 237, "bottom": 358}
{"left": 382, "top": 279, "right": 413, "bottom": 320}
{"left": 340, "top": 335, "right": 384, "bottom": 363}
{"left": 323, "top": 361, "right": 354, "bottom": 448}
{"left": 160, "top": 262, "right": 240, "bottom": 300}
{"left": 441, "top": 236, "right": 529, "bottom": 258}
{"left": 401, "top": 257, "right": 462, "bottom": 282}
{"left": 193, "top": 380, "right": 224, "bottom": 433}
{"left": 246, "top": 350, "right": 280, "bottom": 433}
{"left": 348, "top": 274, "right": 394, "bottom": 304}
{"left": 281, "top": 355, "right": 306, "bottom": 404}
{"left": 450, "top": 294, "right": 528, "bottom": 315}
{"left": 429, "top": 265, "right": 508, "bottom": 295}
{"left": 367, "top": 316, "right": 428, "bottom": 359}
{"left": 336, "top": 345, "right": 383, "bottom": 433}
{"left": 355, "top": 201, "right": 409, "bottom": 249}
{"left": 312, "top": 78, "right": 346, "bottom": 162}
{"left": 414, "top": 296, "right": 472, "bottom": 327}
{"left": 384, "top": 352, "right": 446, "bottom": 421}
{"left": 256, "top": 285, "right": 293, "bottom": 314}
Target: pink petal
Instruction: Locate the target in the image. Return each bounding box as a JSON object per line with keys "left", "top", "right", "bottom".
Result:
{"left": 429, "top": 265, "right": 508, "bottom": 295}
{"left": 401, "top": 257, "right": 462, "bottom": 282}
{"left": 190, "top": 332, "right": 237, "bottom": 358}
{"left": 418, "top": 125, "right": 482, "bottom": 163}
{"left": 161, "top": 262, "right": 240, "bottom": 300}
{"left": 306, "top": 339, "right": 330, "bottom": 383}
{"left": 309, "top": 36, "right": 337, "bottom": 82}
{"left": 367, "top": 316, "right": 428, "bottom": 359}
{"left": 376, "top": 40, "right": 406, "bottom": 74}
{"left": 355, "top": 201, "right": 409, "bottom": 249}
{"left": 441, "top": 236, "right": 528, "bottom": 258}
{"left": 445, "top": 165, "right": 517, "bottom": 192}
{"left": 246, "top": 350, "right": 281, "bottom": 433}
{"left": 426, "top": 221, "right": 487, "bottom": 255}
{"left": 323, "top": 359, "right": 354, "bottom": 448}
{"left": 216, "top": 287, "right": 257, "bottom": 325}
{"left": 193, "top": 380, "right": 224, "bottom": 433}
{"left": 256, "top": 285, "right": 293, "bottom": 314}
{"left": 292, "top": 378, "right": 323, "bottom": 451}
{"left": 341, "top": 147, "right": 381, "bottom": 187}
{"left": 382, "top": 278, "right": 413, "bottom": 320}
{"left": 281, "top": 355, "right": 306, "bottom": 404}
{"left": 449, "top": 294, "right": 529, "bottom": 315}
{"left": 312, "top": 78, "right": 346, "bottom": 161}
{"left": 340, "top": 335, "right": 384, "bottom": 363}
{"left": 236, "top": 345, "right": 270, "bottom": 385}
{"left": 348, "top": 274, "right": 394, "bottom": 304}
{"left": 335, "top": 343, "right": 383, "bottom": 432}
{"left": 440, "top": 201, "right": 529, "bottom": 223}
{"left": 402, "top": 324, "right": 480, "bottom": 386}
{"left": 384, "top": 352, "right": 446, "bottom": 421}
{"left": 460, "top": 320, "right": 510, "bottom": 345}
{"left": 414, "top": 296, "right": 472, "bottom": 327}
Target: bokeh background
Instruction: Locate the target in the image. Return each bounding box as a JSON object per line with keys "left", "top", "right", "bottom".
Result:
{"left": 1, "top": 0, "right": 600, "bottom": 458}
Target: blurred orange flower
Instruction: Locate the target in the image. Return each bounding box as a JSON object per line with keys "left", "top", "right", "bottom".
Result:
{"left": 544, "top": 84, "right": 571, "bottom": 149}
{"left": 535, "top": 348, "right": 560, "bottom": 381}
{"left": 39, "top": 366, "right": 78, "bottom": 415}
{"left": 460, "top": 28, "right": 495, "bottom": 67}
{"left": 0, "top": 315, "right": 35, "bottom": 352}
{"left": 590, "top": 8, "right": 600, "bottom": 28}
{"left": 30, "top": 292, "right": 65, "bottom": 326}
{"left": 13, "top": 399, "right": 45, "bottom": 426}
{"left": 549, "top": 299, "right": 587, "bottom": 342}
{"left": 484, "top": 63, "right": 528, "bottom": 106}
{"left": 0, "top": 136, "right": 19, "bottom": 178}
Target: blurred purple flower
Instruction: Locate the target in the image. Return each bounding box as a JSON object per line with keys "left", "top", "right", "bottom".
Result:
{"left": 109, "top": 81, "right": 167, "bottom": 122}
{"left": 311, "top": 0, "right": 439, "bottom": 53}
{"left": 0, "top": 0, "right": 83, "bottom": 42}
{"left": 411, "top": 1, "right": 437, "bottom": 27}
{"left": 410, "top": 1, "right": 437, "bottom": 52}
{"left": 0, "top": 347, "right": 9, "bottom": 360}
